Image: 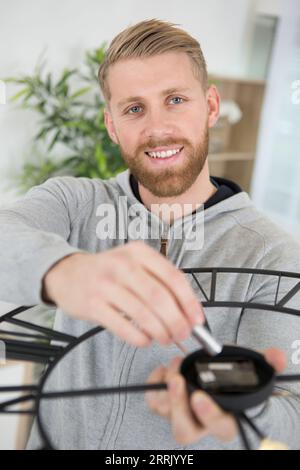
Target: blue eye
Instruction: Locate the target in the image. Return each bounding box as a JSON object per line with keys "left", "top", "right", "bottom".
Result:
{"left": 170, "top": 97, "right": 184, "bottom": 104}
{"left": 126, "top": 97, "right": 184, "bottom": 115}
{"left": 128, "top": 105, "right": 142, "bottom": 114}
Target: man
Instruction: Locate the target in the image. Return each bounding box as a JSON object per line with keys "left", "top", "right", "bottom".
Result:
{"left": 0, "top": 19, "right": 299, "bottom": 450}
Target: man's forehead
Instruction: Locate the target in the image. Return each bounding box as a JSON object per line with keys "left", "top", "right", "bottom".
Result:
{"left": 107, "top": 52, "right": 199, "bottom": 107}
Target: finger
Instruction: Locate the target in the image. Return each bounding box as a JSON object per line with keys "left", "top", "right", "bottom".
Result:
{"left": 190, "top": 391, "right": 237, "bottom": 441}
{"left": 146, "top": 356, "right": 182, "bottom": 389}
{"left": 115, "top": 262, "right": 193, "bottom": 343}
{"left": 168, "top": 373, "right": 207, "bottom": 444}
{"left": 145, "top": 357, "right": 183, "bottom": 418}
{"left": 145, "top": 365, "right": 171, "bottom": 418}
{"left": 130, "top": 241, "right": 204, "bottom": 326}
{"left": 167, "top": 357, "right": 183, "bottom": 373}
{"left": 146, "top": 364, "right": 166, "bottom": 386}
{"left": 90, "top": 302, "right": 151, "bottom": 347}
{"left": 99, "top": 281, "right": 173, "bottom": 344}
{"left": 263, "top": 348, "right": 287, "bottom": 373}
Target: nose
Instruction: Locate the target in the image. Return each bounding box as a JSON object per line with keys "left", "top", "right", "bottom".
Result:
{"left": 142, "top": 106, "right": 174, "bottom": 141}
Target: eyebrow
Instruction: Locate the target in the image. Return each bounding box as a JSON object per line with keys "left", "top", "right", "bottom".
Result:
{"left": 116, "top": 87, "right": 191, "bottom": 109}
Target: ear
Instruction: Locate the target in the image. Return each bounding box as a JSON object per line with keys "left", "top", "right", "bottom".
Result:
{"left": 206, "top": 85, "right": 220, "bottom": 128}
{"left": 104, "top": 108, "right": 120, "bottom": 145}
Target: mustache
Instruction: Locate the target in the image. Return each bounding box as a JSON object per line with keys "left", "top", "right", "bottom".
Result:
{"left": 137, "top": 138, "right": 189, "bottom": 154}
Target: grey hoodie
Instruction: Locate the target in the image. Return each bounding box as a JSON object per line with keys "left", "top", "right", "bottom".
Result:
{"left": 0, "top": 169, "right": 300, "bottom": 450}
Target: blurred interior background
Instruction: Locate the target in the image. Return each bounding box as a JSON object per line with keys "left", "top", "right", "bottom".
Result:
{"left": 0, "top": 0, "right": 299, "bottom": 449}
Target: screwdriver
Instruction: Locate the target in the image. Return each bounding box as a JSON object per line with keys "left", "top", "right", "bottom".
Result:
{"left": 174, "top": 324, "right": 223, "bottom": 356}
{"left": 192, "top": 324, "right": 222, "bottom": 356}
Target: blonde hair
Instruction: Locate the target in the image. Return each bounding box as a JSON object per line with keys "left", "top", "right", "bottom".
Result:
{"left": 98, "top": 19, "right": 208, "bottom": 104}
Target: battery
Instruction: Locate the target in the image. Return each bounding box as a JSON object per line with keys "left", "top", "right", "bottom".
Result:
{"left": 195, "top": 358, "right": 259, "bottom": 393}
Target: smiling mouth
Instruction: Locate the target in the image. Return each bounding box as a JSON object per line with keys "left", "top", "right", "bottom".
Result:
{"left": 145, "top": 147, "right": 184, "bottom": 160}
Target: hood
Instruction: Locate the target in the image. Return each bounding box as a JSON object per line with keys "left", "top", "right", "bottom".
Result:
{"left": 114, "top": 169, "right": 254, "bottom": 225}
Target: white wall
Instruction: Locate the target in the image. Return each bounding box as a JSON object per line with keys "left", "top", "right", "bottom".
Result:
{"left": 251, "top": 0, "right": 300, "bottom": 237}
{"left": 0, "top": 0, "right": 264, "bottom": 203}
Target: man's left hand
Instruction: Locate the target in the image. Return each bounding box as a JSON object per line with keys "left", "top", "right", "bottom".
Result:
{"left": 145, "top": 348, "right": 286, "bottom": 445}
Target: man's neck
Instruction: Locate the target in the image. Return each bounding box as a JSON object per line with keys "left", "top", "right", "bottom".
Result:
{"left": 138, "top": 161, "right": 217, "bottom": 224}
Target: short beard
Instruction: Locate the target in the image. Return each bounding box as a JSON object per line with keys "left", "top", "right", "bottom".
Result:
{"left": 120, "top": 125, "right": 209, "bottom": 198}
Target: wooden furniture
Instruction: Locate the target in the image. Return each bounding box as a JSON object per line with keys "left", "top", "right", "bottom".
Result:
{"left": 208, "top": 75, "right": 266, "bottom": 192}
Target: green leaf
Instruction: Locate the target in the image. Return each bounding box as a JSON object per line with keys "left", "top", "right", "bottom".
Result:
{"left": 58, "top": 83, "right": 69, "bottom": 97}
{"left": 90, "top": 169, "right": 100, "bottom": 178}
{"left": 47, "top": 130, "right": 61, "bottom": 151}
{"left": 95, "top": 143, "right": 107, "bottom": 174}
{"left": 63, "top": 120, "right": 92, "bottom": 132}
{"left": 55, "top": 69, "right": 76, "bottom": 91}
{"left": 3, "top": 77, "right": 28, "bottom": 84}
{"left": 45, "top": 73, "right": 52, "bottom": 92}
{"left": 34, "top": 125, "right": 55, "bottom": 141}
{"left": 70, "top": 86, "right": 91, "bottom": 100}
{"left": 10, "top": 88, "right": 30, "bottom": 102}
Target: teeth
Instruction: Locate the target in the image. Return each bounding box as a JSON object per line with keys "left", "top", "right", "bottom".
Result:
{"left": 148, "top": 148, "right": 181, "bottom": 159}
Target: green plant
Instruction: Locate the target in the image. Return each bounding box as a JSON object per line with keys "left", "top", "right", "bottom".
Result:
{"left": 5, "top": 45, "right": 127, "bottom": 192}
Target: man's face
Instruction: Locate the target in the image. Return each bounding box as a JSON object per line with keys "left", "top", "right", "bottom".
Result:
{"left": 105, "top": 52, "right": 215, "bottom": 197}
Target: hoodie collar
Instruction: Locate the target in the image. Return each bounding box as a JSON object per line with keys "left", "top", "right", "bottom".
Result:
{"left": 115, "top": 169, "right": 252, "bottom": 221}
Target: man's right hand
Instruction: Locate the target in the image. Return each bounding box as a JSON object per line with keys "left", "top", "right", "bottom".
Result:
{"left": 42, "top": 241, "right": 204, "bottom": 347}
